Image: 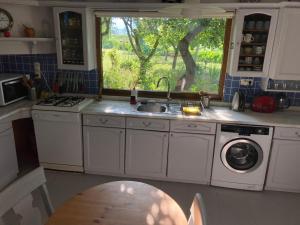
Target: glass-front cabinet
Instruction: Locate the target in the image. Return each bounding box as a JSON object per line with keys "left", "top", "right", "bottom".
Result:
{"left": 53, "top": 8, "right": 96, "bottom": 71}
{"left": 228, "top": 9, "right": 278, "bottom": 77}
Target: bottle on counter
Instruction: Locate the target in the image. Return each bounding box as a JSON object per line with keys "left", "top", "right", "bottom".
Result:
{"left": 130, "top": 87, "right": 138, "bottom": 105}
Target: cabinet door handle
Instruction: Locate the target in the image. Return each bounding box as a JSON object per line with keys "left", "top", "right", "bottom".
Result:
{"left": 100, "top": 119, "right": 108, "bottom": 124}
{"left": 187, "top": 124, "right": 197, "bottom": 128}
{"left": 295, "top": 132, "right": 300, "bottom": 137}
{"left": 142, "top": 121, "right": 151, "bottom": 127}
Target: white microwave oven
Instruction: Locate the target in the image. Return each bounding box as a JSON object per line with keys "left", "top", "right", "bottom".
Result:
{"left": 0, "top": 74, "right": 29, "bottom": 106}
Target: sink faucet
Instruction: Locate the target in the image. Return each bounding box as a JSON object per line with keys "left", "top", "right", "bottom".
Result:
{"left": 156, "top": 77, "right": 171, "bottom": 103}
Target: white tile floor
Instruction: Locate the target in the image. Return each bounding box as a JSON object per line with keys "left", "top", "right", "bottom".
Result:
{"left": 45, "top": 170, "right": 300, "bottom": 225}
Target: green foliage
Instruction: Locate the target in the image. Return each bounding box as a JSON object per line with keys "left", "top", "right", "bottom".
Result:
{"left": 101, "top": 17, "right": 226, "bottom": 94}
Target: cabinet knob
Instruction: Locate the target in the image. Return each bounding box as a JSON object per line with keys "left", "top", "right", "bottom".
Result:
{"left": 295, "top": 132, "right": 300, "bottom": 137}
{"left": 120, "top": 130, "right": 123, "bottom": 134}
{"left": 100, "top": 119, "right": 108, "bottom": 124}
{"left": 142, "top": 121, "right": 151, "bottom": 127}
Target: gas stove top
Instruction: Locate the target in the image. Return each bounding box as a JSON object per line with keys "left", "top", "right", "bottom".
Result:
{"left": 33, "top": 95, "right": 94, "bottom": 112}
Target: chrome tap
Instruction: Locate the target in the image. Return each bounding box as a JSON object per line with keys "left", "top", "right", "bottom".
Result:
{"left": 156, "top": 77, "right": 171, "bottom": 102}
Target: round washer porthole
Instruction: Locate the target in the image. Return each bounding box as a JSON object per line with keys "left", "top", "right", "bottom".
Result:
{"left": 221, "top": 139, "right": 263, "bottom": 174}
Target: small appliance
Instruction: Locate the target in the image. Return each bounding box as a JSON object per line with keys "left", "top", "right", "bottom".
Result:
{"left": 231, "top": 91, "right": 245, "bottom": 111}
{"left": 251, "top": 96, "right": 276, "bottom": 113}
{"left": 0, "top": 74, "right": 28, "bottom": 106}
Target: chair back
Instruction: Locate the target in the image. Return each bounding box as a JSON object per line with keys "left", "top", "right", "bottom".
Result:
{"left": 188, "top": 193, "right": 207, "bottom": 225}
{"left": 0, "top": 167, "right": 54, "bottom": 225}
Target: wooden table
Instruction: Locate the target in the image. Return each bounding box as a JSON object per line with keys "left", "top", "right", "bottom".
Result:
{"left": 46, "top": 181, "right": 188, "bottom": 225}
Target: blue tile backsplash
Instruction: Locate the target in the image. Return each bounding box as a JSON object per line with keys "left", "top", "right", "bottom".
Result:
{"left": 0, "top": 54, "right": 299, "bottom": 106}
{"left": 224, "top": 74, "right": 300, "bottom": 107}
{"left": 0, "top": 54, "right": 99, "bottom": 95}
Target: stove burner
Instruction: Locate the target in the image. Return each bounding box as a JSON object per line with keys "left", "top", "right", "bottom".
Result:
{"left": 37, "top": 96, "right": 85, "bottom": 107}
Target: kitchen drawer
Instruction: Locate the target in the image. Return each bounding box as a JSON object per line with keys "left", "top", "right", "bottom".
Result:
{"left": 83, "top": 115, "right": 125, "bottom": 128}
{"left": 170, "top": 120, "right": 216, "bottom": 134}
{"left": 126, "top": 117, "right": 169, "bottom": 131}
{"left": 274, "top": 127, "right": 300, "bottom": 140}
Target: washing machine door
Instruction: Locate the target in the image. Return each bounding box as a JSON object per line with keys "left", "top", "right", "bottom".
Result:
{"left": 221, "top": 139, "right": 263, "bottom": 173}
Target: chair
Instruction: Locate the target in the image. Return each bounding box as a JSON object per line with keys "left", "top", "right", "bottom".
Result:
{"left": 0, "top": 167, "right": 54, "bottom": 225}
{"left": 188, "top": 193, "right": 207, "bottom": 225}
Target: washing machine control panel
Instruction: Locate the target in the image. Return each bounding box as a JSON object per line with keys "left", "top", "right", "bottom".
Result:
{"left": 221, "top": 124, "right": 269, "bottom": 136}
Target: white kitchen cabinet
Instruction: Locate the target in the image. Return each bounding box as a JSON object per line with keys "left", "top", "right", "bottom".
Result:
{"left": 167, "top": 132, "right": 215, "bottom": 184}
{"left": 228, "top": 9, "right": 278, "bottom": 77}
{"left": 266, "top": 139, "right": 300, "bottom": 193}
{"left": 53, "top": 7, "right": 96, "bottom": 70}
{"left": 125, "top": 129, "right": 168, "bottom": 178}
{"left": 0, "top": 124, "right": 18, "bottom": 190}
{"left": 269, "top": 8, "right": 300, "bottom": 80}
{"left": 83, "top": 126, "right": 125, "bottom": 175}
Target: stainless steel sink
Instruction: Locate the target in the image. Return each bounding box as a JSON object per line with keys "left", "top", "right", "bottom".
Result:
{"left": 136, "top": 102, "right": 168, "bottom": 113}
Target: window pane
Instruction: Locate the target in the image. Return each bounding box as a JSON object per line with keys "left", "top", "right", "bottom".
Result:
{"left": 101, "top": 17, "right": 226, "bottom": 94}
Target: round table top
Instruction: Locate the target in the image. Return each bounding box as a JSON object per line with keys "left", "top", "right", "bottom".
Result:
{"left": 46, "top": 181, "right": 188, "bottom": 225}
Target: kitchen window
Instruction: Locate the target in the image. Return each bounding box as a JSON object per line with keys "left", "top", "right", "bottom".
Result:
{"left": 96, "top": 16, "right": 232, "bottom": 100}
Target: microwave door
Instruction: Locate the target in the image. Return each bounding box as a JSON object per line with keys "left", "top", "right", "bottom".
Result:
{"left": 2, "top": 79, "right": 27, "bottom": 104}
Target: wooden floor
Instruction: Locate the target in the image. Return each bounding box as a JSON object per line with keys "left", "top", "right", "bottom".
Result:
{"left": 46, "top": 170, "right": 300, "bottom": 225}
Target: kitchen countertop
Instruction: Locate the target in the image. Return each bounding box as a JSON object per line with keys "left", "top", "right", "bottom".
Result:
{"left": 1, "top": 99, "right": 300, "bottom": 128}
{"left": 83, "top": 100, "right": 300, "bottom": 128}
{"left": 0, "top": 100, "right": 35, "bottom": 121}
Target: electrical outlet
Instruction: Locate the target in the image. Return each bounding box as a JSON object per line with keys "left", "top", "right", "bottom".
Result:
{"left": 34, "top": 62, "right": 41, "bottom": 79}
{"left": 240, "top": 78, "right": 253, "bottom": 86}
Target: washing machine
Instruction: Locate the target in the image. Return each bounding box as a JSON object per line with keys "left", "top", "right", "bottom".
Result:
{"left": 211, "top": 124, "right": 273, "bottom": 191}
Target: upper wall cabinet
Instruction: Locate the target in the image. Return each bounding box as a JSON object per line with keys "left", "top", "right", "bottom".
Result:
{"left": 228, "top": 9, "right": 278, "bottom": 77}
{"left": 269, "top": 8, "right": 300, "bottom": 80}
{"left": 53, "top": 8, "right": 96, "bottom": 71}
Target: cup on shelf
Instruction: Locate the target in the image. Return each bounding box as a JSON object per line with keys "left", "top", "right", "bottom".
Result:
{"left": 256, "top": 21, "right": 264, "bottom": 30}
{"left": 254, "top": 34, "right": 261, "bottom": 42}
{"left": 246, "top": 20, "right": 255, "bottom": 30}
{"left": 264, "top": 21, "right": 270, "bottom": 30}
{"left": 244, "top": 47, "right": 253, "bottom": 54}
{"left": 239, "top": 67, "right": 245, "bottom": 71}
{"left": 255, "top": 46, "right": 263, "bottom": 55}
{"left": 245, "top": 56, "right": 253, "bottom": 64}
{"left": 243, "top": 33, "right": 254, "bottom": 43}
{"left": 253, "top": 65, "right": 262, "bottom": 71}
{"left": 261, "top": 34, "right": 268, "bottom": 42}
{"left": 253, "top": 57, "right": 260, "bottom": 65}
{"left": 246, "top": 67, "right": 252, "bottom": 71}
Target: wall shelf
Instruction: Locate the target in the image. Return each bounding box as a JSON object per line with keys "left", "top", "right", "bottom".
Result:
{"left": 0, "top": 37, "right": 55, "bottom": 54}
{"left": 0, "top": 37, "right": 54, "bottom": 44}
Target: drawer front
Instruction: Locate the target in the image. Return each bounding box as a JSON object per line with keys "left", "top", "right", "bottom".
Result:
{"left": 170, "top": 120, "right": 216, "bottom": 134}
{"left": 126, "top": 117, "right": 169, "bottom": 131}
{"left": 83, "top": 115, "right": 125, "bottom": 128}
{"left": 274, "top": 127, "right": 300, "bottom": 140}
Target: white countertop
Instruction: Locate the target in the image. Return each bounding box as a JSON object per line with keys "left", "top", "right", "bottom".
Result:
{"left": 1, "top": 99, "right": 300, "bottom": 128}
{"left": 0, "top": 100, "right": 35, "bottom": 121}
{"left": 82, "top": 100, "right": 300, "bottom": 128}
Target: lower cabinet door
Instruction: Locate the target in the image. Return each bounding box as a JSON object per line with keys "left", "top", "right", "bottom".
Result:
{"left": 0, "top": 127, "right": 19, "bottom": 190}
{"left": 83, "top": 126, "right": 125, "bottom": 174}
{"left": 266, "top": 139, "right": 300, "bottom": 192}
{"left": 168, "top": 132, "right": 215, "bottom": 184}
{"left": 125, "top": 129, "right": 168, "bottom": 178}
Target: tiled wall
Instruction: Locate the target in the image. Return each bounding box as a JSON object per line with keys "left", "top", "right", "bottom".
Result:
{"left": 1, "top": 54, "right": 300, "bottom": 105}
{"left": 223, "top": 74, "right": 300, "bottom": 106}
{"left": 0, "top": 54, "right": 100, "bottom": 95}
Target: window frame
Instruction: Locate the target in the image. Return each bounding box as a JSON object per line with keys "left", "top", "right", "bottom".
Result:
{"left": 96, "top": 17, "right": 232, "bottom": 101}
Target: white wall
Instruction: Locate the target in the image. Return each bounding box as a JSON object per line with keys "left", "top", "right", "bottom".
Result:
{"left": 0, "top": 3, "right": 56, "bottom": 54}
